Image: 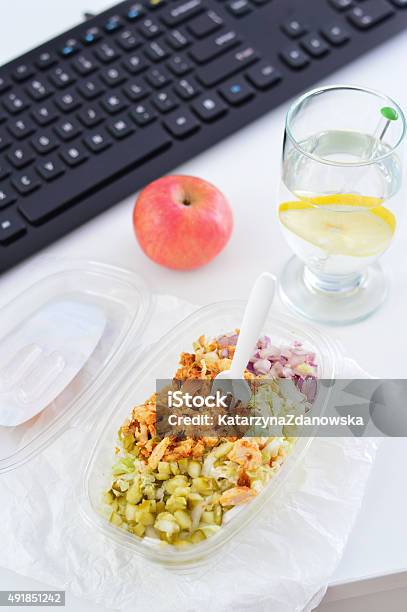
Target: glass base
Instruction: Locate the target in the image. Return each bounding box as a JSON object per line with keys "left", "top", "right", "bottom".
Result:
{"left": 279, "top": 257, "right": 388, "bottom": 325}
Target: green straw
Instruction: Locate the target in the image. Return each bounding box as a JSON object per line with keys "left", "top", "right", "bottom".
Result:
{"left": 378, "top": 106, "right": 399, "bottom": 141}
{"left": 366, "top": 106, "right": 399, "bottom": 160}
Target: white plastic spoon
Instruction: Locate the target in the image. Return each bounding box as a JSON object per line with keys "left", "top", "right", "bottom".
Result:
{"left": 213, "top": 272, "right": 276, "bottom": 400}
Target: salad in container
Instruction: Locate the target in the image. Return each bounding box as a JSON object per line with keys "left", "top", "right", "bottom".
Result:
{"left": 82, "top": 299, "right": 342, "bottom": 568}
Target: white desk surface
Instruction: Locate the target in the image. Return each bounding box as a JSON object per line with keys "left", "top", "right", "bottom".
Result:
{"left": 0, "top": 1, "right": 406, "bottom": 609}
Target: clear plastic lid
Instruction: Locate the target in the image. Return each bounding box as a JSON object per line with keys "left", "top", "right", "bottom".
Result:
{"left": 0, "top": 260, "right": 151, "bottom": 474}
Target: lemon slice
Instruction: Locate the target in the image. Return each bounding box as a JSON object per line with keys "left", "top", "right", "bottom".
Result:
{"left": 279, "top": 194, "right": 396, "bottom": 257}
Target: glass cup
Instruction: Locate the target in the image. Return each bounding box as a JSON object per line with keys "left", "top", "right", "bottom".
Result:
{"left": 277, "top": 85, "right": 406, "bottom": 325}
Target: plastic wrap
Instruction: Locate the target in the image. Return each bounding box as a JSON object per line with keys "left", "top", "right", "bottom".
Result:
{"left": 0, "top": 295, "right": 378, "bottom": 612}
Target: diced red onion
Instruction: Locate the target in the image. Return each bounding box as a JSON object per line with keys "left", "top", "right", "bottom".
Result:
{"left": 218, "top": 333, "right": 238, "bottom": 347}
{"left": 257, "top": 335, "right": 271, "bottom": 350}
{"left": 270, "top": 362, "right": 284, "bottom": 377}
{"left": 295, "top": 375, "right": 318, "bottom": 403}
{"left": 287, "top": 354, "right": 306, "bottom": 367}
{"left": 259, "top": 346, "right": 280, "bottom": 360}
{"left": 253, "top": 359, "right": 272, "bottom": 374}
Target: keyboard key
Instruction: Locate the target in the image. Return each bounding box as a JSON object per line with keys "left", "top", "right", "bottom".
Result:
{"left": 167, "top": 54, "right": 193, "bottom": 75}
{"left": 0, "top": 76, "right": 11, "bottom": 93}
{"left": 9, "top": 67, "right": 30, "bottom": 90}
{"left": 100, "top": 65, "right": 127, "bottom": 86}
{"left": 77, "top": 105, "right": 105, "bottom": 127}
{"left": 104, "top": 15, "right": 123, "bottom": 33}
{"left": 281, "top": 18, "right": 307, "bottom": 38}
{"left": 280, "top": 46, "right": 310, "bottom": 69}
{"left": 59, "top": 40, "right": 79, "bottom": 60}
{"left": 146, "top": 66, "right": 172, "bottom": 88}
{"left": 322, "top": 24, "right": 351, "bottom": 45}
{"left": 31, "top": 103, "right": 57, "bottom": 126}
{"left": 161, "top": 0, "right": 203, "bottom": 26}
{"left": 95, "top": 42, "right": 119, "bottom": 63}
{"left": 54, "top": 90, "right": 82, "bottom": 112}
{"left": 116, "top": 29, "right": 141, "bottom": 50}
{"left": 166, "top": 28, "right": 191, "bottom": 49}
{"left": 190, "top": 30, "right": 240, "bottom": 64}
{"left": 0, "top": 187, "right": 16, "bottom": 209}
{"left": 174, "top": 76, "right": 200, "bottom": 99}
{"left": 60, "top": 143, "right": 89, "bottom": 167}
{"left": 54, "top": 118, "right": 82, "bottom": 141}
{"left": 7, "top": 119, "right": 35, "bottom": 146}
{"left": 25, "top": 78, "right": 53, "bottom": 101}
{"left": 72, "top": 54, "right": 97, "bottom": 76}
{"left": 0, "top": 212, "right": 25, "bottom": 245}
{"left": 49, "top": 66, "right": 75, "bottom": 88}
{"left": 77, "top": 79, "right": 105, "bottom": 100}
{"left": 152, "top": 90, "right": 178, "bottom": 113}
{"left": 219, "top": 78, "right": 255, "bottom": 105}
{"left": 246, "top": 61, "right": 282, "bottom": 90}
{"left": 11, "top": 171, "right": 41, "bottom": 195}
{"left": 13, "top": 64, "right": 34, "bottom": 82}
{"left": 301, "top": 33, "right": 330, "bottom": 57}
{"left": 0, "top": 161, "right": 11, "bottom": 180}
{"left": 3, "top": 92, "right": 29, "bottom": 114}
{"left": 8, "top": 116, "right": 35, "bottom": 139}
{"left": 19, "top": 124, "right": 171, "bottom": 224}
{"left": 36, "top": 157, "right": 65, "bottom": 181}
{"left": 82, "top": 27, "right": 102, "bottom": 45}
{"left": 31, "top": 131, "right": 59, "bottom": 154}
{"left": 348, "top": 0, "right": 395, "bottom": 29}
{"left": 146, "top": 40, "right": 170, "bottom": 62}
{"left": 130, "top": 102, "right": 157, "bottom": 125}
{"left": 197, "top": 44, "right": 259, "bottom": 87}
{"left": 101, "top": 93, "right": 128, "bottom": 114}
{"left": 163, "top": 108, "right": 200, "bottom": 138}
{"left": 226, "top": 0, "right": 252, "bottom": 17}
{"left": 60, "top": 38, "right": 80, "bottom": 58}
{"left": 84, "top": 130, "right": 112, "bottom": 152}
{"left": 123, "top": 80, "right": 150, "bottom": 101}
{"left": 0, "top": 130, "right": 11, "bottom": 151}
{"left": 7, "top": 144, "right": 34, "bottom": 169}
{"left": 107, "top": 116, "right": 134, "bottom": 139}
{"left": 192, "top": 93, "right": 228, "bottom": 121}
{"left": 188, "top": 11, "right": 223, "bottom": 38}
{"left": 126, "top": 3, "right": 146, "bottom": 21}
{"left": 122, "top": 53, "right": 148, "bottom": 74}
{"left": 329, "top": 0, "right": 353, "bottom": 10}
{"left": 35, "top": 51, "right": 57, "bottom": 70}
{"left": 139, "top": 17, "right": 162, "bottom": 38}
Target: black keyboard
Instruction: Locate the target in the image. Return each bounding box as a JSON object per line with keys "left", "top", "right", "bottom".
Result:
{"left": 1, "top": 0, "right": 406, "bottom": 273}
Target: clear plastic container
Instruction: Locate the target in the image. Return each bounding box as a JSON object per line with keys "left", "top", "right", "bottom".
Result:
{"left": 81, "top": 300, "right": 343, "bottom": 569}
{"left": 0, "top": 259, "right": 151, "bottom": 474}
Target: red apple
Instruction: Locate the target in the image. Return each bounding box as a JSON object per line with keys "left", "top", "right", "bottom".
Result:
{"left": 133, "top": 175, "right": 233, "bottom": 270}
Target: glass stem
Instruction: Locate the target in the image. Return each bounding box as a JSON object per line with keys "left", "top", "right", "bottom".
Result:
{"left": 303, "top": 266, "right": 366, "bottom": 295}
